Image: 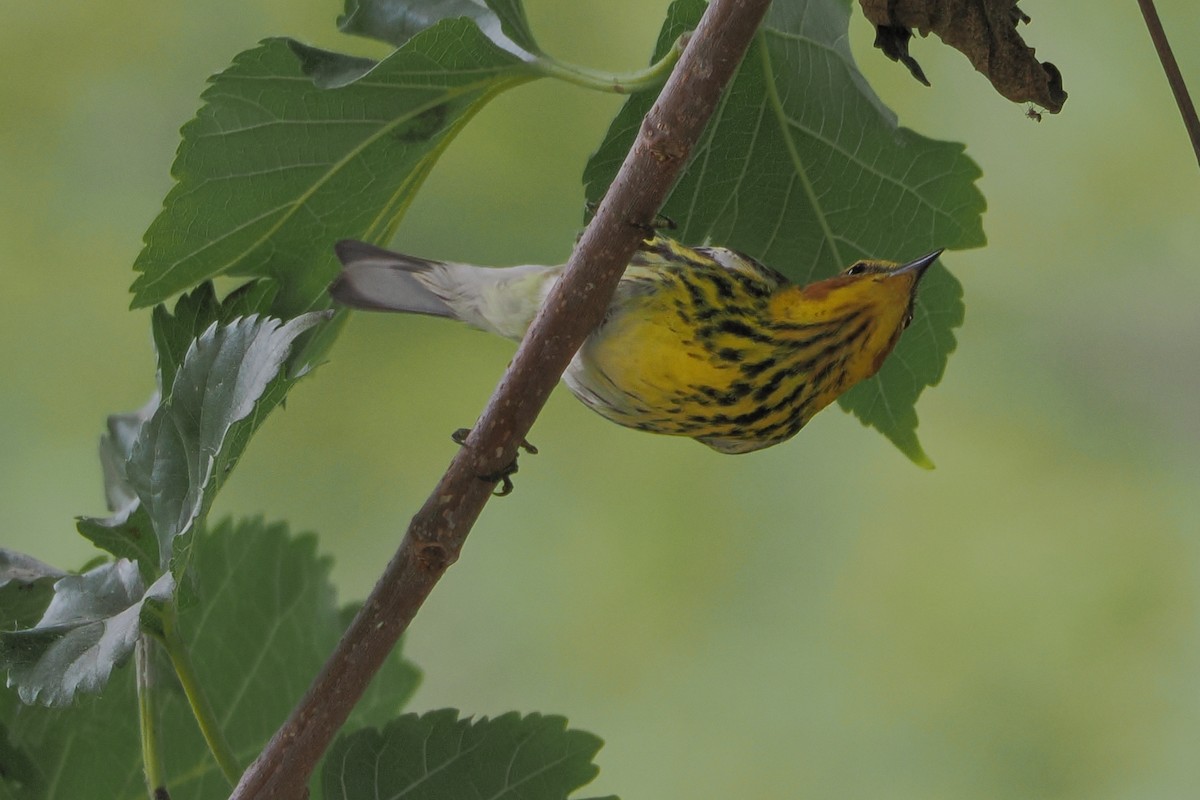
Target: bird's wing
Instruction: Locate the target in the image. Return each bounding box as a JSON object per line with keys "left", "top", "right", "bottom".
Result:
{"left": 695, "top": 246, "right": 790, "bottom": 290}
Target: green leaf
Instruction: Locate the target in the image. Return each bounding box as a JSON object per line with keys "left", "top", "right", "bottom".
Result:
{"left": 321, "top": 710, "right": 613, "bottom": 800}
{"left": 130, "top": 23, "right": 535, "bottom": 314}
{"left": 0, "top": 717, "right": 37, "bottom": 800}
{"left": 127, "top": 312, "right": 328, "bottom": 570}
{"left": 152, "top": 281, "right": 279, "bottom": 393}
{"left": 80, "top": 398, "right": 163, "bottom": 576}
{"left": 0, "top": 665, "right": 141, "bottom": 799}
{"left": 292, "top": 304, "right": 352, "bottom": 373}
{"left": 0, "top": 560, "right": 174, "bottom": 706}
{"left": 339, "top": 0, "right": 535, "bottom": 56}
{"left": 83, "top": 282, "right": 294, "bottom": 579}
{"left": 0, "top": 550, "right": 65, "bottom": 632}
{"left": 161, "top": 519, "right": 422, "bottom": 797}
{"left": 583, "top": 0, "right": 985, "bottom": 465}
{"left": 97, "top": 396, "right": 160, "bottom": 514}
{"left": 75, "top": 504, "right": 160, "bottom": 583}
{"left": 157, "top": 520, "right": 342, "bottom": 796}
{"left": 482, "top": 0, "right": 540, "bottom": 54}
{"left": 2, "top": 519, "right": 421, "bottom": 799}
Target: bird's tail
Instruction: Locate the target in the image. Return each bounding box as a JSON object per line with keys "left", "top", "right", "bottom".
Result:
{"left": 330, "top": 240, "right": 557, "bottom": 340}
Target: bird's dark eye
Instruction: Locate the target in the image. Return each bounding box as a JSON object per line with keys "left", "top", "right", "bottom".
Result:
{"left": 845, "top": 262, "right": 868, "bottom": 276}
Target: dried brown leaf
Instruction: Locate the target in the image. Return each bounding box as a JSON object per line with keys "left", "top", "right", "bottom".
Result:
{"left": 860, "top": 0, "right": 1067, "bottom": 112}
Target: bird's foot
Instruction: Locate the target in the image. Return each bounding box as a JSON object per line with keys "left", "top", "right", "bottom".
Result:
{"left": 451, "top": 428, "right": 538, "bottom": 496}
{"left": 583, "top": 200, "right": 676, "bottom": 238}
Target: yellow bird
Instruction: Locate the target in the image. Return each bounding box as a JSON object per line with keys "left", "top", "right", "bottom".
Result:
{"left": 330, "top": 235, "right": 942, "bottom": 454}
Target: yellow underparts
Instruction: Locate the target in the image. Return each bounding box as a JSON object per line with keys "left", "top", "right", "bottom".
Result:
{"left": 565, "top": 238, "right": 917, "bottom": 454}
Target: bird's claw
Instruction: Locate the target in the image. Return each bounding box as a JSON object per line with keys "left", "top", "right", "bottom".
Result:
{"left": 451, "top": 428, "right": 538, "bottom": 496}
{"left": 583, "top": 200, "right": 675, "bottom": 238}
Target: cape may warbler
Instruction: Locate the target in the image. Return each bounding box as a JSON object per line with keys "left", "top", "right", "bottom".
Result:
{"left": 331, "top": 236, "right": 942, "bottom": 454}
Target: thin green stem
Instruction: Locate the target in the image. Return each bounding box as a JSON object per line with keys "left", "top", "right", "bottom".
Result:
{"left": 158, "top": 617, "right": 241, "bottom": 786}
{"left": 534, "top": 34, "right": 686, "bottom": 94}
{"left": 136, "top": 637, "right": 169, "bottom": 800}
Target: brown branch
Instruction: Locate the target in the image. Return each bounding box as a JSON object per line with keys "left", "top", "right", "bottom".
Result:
{"left": 1136, "top": 0, "right": 1200, "bottom": 169}
{"left": 229, "top": 0, "right": 772, "bottom": 796}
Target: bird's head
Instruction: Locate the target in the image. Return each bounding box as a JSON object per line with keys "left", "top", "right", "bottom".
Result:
{"left": 770, "top": 249, "right": 944, "bottom": 376}
{"left": 824, "top": 249, "right": 941, "bottom": 322}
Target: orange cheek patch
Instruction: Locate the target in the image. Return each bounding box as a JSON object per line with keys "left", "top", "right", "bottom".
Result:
{"left": 799, "top": 275, "right": 854, "bottom": 301}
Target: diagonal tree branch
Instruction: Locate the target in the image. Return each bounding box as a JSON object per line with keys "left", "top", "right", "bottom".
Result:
{"left": 230, "top": 0, "right": 773, "bottom": 796}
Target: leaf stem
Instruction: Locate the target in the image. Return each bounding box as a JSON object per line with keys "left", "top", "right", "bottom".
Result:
{"left": 534, "top": 35, "right": 686, "bottom": 94}
{"left": 1135, "top": 0, "right": 1200, "bottom": 169}
{"left": 157, "top": 610, "right": 241, "bottom": 787}
{"left": 136, "top": 637, "right": 169, "bottom": 800}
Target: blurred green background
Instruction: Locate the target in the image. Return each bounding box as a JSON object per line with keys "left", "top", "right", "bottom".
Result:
{"left": 3, "top": 1, "right": 1199, "bottom": 797}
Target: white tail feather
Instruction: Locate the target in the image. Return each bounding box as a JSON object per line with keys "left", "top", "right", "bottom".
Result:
{"left": 330, "top": 240, "right": 559, "bottom": 340}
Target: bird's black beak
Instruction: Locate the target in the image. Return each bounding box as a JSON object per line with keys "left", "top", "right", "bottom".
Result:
{"left": 894, "top": 249, "right": 943, "bottom": 330}
{"left": 891, "top": 249, "right": 944, "bottom": 280}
